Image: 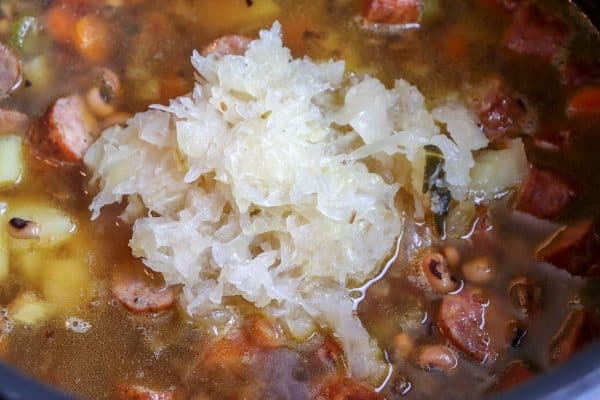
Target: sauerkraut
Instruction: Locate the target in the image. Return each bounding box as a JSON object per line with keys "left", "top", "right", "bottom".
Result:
{"left": 85, "top": 23, "right": 523, "bottom": 382}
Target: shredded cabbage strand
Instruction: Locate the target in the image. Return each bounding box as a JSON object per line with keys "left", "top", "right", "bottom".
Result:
{"left": 84, "top": 23, "right": 498, "bottom": 382}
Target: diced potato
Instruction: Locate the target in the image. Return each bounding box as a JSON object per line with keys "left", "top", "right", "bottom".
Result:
{"left": 0, "top": 203, "right": 8, "bottom": 281}
{"left": 11, "top": 250, "right": 43, "bottom": 282}
{"left": 41, "top": 258, "right": 91, "bottom": 307}
{"left": 470, "top": 139, "right": 528, "bottom": 200}
{"left": 23, "top": 55, "right": 52, "bottom": 92}
{"left": 0, "top": 135, "right": 24, "bottom": 190}
{"left": 445, "top": 200, "right": 476, "bottom": 238}
{"left": 7, "top": 204, "right": 76, "bottom": 250}
{"left": 10, "top": 292, "right": 55, "bottom": 326}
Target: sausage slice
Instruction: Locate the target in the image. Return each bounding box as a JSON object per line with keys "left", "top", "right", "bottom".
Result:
{"left": 116, "top": 384, "right": 178, "bottom": 400}
{"left": 0, "top": 109, "right": 28, "bottom": 135}
{"left": 438, "top": 288, "right": 498, "bottom": 363}
{"left": 504, "top": 5, "right": 571, "bottom": 62}
{"left": 200, "top": 35, "right": 252, "bottom": 57}
{"left": 317, "top": 376, "right": 383, "bottom": 400}
{"left": 111, "top": 265, "right": 176, "bottom": 314}
{"left": 560, "top": 58, "right": 600, "bottom": 88}
{"left": 492, "top": 361, "right": 535, "bottom": 391}
{"left": 0, "top": 42, "right": 21, "bottom": 99}
{"left": 471, "top": 78, "right": 537, "bottom": 142}
{"left": 537, "top": 219, "right": 600, "bottom": 277}
{"left": 515, "top": 167, "right": 578, "bottom": 220}
{"left": 550, "top": 310, "right": 595, "bottom": 365}
{"left": 359, "top": 0, "right": 422, "bottom": 25}
{"left": 28, "top": 95, "right": 97, "bottom": 166}
{"left": 478, "top": 0, "right": 524, "bottom": 13}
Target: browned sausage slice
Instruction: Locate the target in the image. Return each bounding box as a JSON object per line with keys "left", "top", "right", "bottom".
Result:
{"left": 116, "top": 384, "right": 177, "bottom": 400}
{"left": 359, "top": 0, "right": 422, "bottom": 25}
{"left": 0, "top": 42, "right": 21, "bottom": 99}
{"left": 504, "top": 5, "right": 571, "bottom": 62}
{"left": 515, "top": 167, "right": 578, "bottom": 220}
{"left": 471, "top": 78, "right": 536, "bottom": 142}
{"left": 493, "top": 361, "right": 535, "bottom": 391}
{"left": 550, "top": 310, "right": 595, "bottom": 365}
{"left": 537, "top": 219, "right": 600, "bottom": 276}
{"left": 478, "top": 0, "right": 523, "bottom": 13}
{"left": 111, "top": 265, "right": 176, "bottom": 314}
{"left": 560, "top": 58, "right": 600, "bottom": 88}
{"left": 28, "top": 95, "right": 97, "bottom": 166}
{"left": 317, "top": 377, "right": 383, "bottom": 400}
{"left": 200, "top": 35, "right": 252, "bottom": 57}
{"left": 532, "top": 130, "right": 570, "bottom": 152}
{"left": 0, "top": 109, "right": 28, "bottom": 135}
{"left": 438, "top": 288, "right": 498, "bottom": 363}
{"left": 317, "top": 336, "right": 344, "bottom": 370}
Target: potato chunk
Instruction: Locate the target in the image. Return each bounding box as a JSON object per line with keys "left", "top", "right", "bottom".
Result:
{"left": 7, "top": 204, "right": 76, "bottom": 250}
{"left": 10, "top": 293, "right": 55, "bottom": 326}
{"left": 41, "top": 258, "right": 91, "bottom": 307}
{"left": 0, "top": 203, "right": 8, "bottom": 281}
{"left": 0, "top": 135, "right": 24, "bottom": 189}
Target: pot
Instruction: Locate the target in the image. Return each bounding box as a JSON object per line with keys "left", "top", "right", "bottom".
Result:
{"left": 0, "top": 1, "right": 598, "bottom": 399}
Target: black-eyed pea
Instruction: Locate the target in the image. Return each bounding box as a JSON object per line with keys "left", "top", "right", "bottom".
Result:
{"left": 417, "top": 344, "right": 458, "bottom": 373}
{"left": 421, "top": 252, "right": 460, "bottom": 294}
{"left": 393, "top": 332, "right": 415, "bottom": 359}
{"left": 86, "top": 86, "right": 116, "bottom": 118}
{"left": 443, "top": 246, "right": 461, "bottom": 269}
{"left": 462, "top": 257, "right": 494, "bottom": 284}
{"left": 8, "top": 218, "right": 40, "bottom": 239}
{"left": 509, "top": 276, "right": 542, "bottom": 315}
{"left": 389, "top": 373, "right": 412, "bottom": 396}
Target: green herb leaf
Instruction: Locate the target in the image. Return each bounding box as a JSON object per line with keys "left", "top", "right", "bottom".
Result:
{"left": 422, "top": 144, "right": 444, "bottom": 194}
{"left": 422, "top": 144, "right": 452, "bottom": 237}
{"left": 10, "top": 16, "right": 38, "bottom": 50}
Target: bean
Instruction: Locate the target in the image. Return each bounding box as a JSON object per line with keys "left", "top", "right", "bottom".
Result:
{"left": 418, "top": 344, "right": 458, "bottom": 372}
{"left": 421, "top": 252, "right": 459, "bottom": 294}
{"left": 86, "top": 86, "right": 115, "bottom": 118}
{"left": 389, "top": 374, "right": 412, "bottom": 396}
{"left": 507, "top": 320, "right": 527, "bottom": 348}
{"left": 97, "top": 68, "right": 121, "bottom": 100}
{"left": 8, "top": 217, "right": 40, "bottom": 239}
{"left": 87, "top": 68, "right": 121, "bottom": 118}
{"left": 509, "top": 276, "right": 542, "bottom": 315}
{"left": 462, "top": 257, "right": 494, "bottom": 284}
{"left": 392, "top": 332, "right": 415, "bottom": 359}
{"left": 443, "top": 245, "right": 461, "bottom": 268}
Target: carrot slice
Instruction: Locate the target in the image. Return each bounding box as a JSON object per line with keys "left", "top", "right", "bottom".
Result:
{"left": 44, "top": 6, "right": 78, "bottom": 45}
{"left": 443, "top": 27, "right": 469, "bottom": 62}
{"left": 567, "top": 86, "right": 600, "bottom": 117}
{"left": 74, "top": 14, "right": 112, "bottom": 63}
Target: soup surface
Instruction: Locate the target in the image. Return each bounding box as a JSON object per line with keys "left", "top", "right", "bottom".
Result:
{"left": 1, "top": 1, "right": 600, "bottom": 399}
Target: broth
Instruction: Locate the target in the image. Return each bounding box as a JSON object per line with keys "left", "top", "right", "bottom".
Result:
{"left": 0, "top": 1, "right": 599, "bottom": 399}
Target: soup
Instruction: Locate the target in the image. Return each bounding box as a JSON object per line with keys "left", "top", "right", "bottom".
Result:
{"left": 0, "top": 1, "right": 599, "bottom": 399}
